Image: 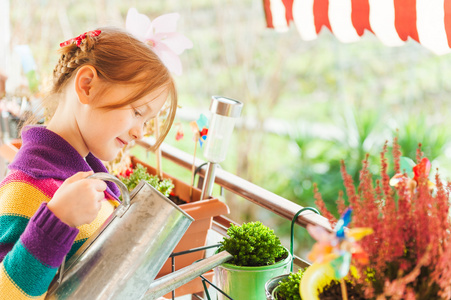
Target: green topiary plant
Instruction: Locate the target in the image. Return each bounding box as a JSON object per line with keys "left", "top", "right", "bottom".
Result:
{"left": 218, "top": 221, "right": 288, "bottom": 266}
{"left": 276, "top": 269, "right": 305, "bottom": 300}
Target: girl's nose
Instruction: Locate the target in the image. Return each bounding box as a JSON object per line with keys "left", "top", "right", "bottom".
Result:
{"left": 130, "top": 126, "right": 144, "bottom": 140}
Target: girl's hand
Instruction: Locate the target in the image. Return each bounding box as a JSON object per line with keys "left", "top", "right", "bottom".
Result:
{"left": 48, "top": 171, "right": 107, "bottom": 227}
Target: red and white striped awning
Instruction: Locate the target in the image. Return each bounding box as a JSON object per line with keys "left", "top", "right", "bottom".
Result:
{"left": 263, "top": 0, "right": 451, "bottom": 55}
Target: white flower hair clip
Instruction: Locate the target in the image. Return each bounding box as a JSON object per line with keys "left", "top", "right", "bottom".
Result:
{"left": 126, "top": 8, "right": 193, "bottom": 76}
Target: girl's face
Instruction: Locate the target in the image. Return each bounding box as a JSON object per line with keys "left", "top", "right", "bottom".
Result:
{"left": 78, "top": 84, "right": 168, "bottom": 161}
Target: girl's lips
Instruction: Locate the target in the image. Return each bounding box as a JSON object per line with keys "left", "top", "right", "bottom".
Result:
{"left": 116, "top": 138, "right": 128, "bottom": 147}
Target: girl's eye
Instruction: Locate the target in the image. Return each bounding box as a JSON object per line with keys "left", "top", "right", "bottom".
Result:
{"left": 134, "top": 109, "right": 142, "bottom": 117}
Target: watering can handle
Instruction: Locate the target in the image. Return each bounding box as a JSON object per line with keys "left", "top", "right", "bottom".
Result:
{"left": 52, "top": 172, "right": 131, "bottom": 289}
{"left": 88, "top": 172, "right": 131, "bottom": 217}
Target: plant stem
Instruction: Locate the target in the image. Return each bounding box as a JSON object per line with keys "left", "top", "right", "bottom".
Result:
{"left": 340, "top": 278, "right": 348, "bottom": 300}
{"left": 154, "top": 115, "right": 163, "bottom": 179}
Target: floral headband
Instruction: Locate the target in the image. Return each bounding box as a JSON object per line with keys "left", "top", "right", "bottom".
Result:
{"left": 60, "top": 30, "right": 101, "bottom": 48}
{"left": 125, "top": 8, "right": 193, "bottom": 76}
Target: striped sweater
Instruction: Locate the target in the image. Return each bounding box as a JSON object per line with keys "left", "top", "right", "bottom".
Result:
{"left": 0, "top": 126, "right": 120, "bottom": 299}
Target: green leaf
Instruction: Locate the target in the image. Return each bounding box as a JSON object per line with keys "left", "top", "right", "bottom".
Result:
{"left": 119, "top": 164, "right": 174, "bottom": 197}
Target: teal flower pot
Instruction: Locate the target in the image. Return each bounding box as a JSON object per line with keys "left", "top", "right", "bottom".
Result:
{"left": 215, "top": 250, "right": 292, "bottom": 300}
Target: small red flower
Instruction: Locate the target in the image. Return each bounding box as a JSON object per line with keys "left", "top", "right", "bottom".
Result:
{"left": 118, "top": 164, "right": 133, "bottom": 178}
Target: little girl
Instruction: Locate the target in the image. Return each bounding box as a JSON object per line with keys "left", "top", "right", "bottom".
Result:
{"left": 0, "top": 27, "right": 177, "bottom": 299}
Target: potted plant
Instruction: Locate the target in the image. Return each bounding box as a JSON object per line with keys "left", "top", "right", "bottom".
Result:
{"left": 118, "top": 163, "right": 174, "bottom": 197}
{"left": 215, "top": 221, "right": 292, "bottom": 300}
{"left": 302, "top": 140, "right": 451, "bottom": 299}
{"left": 265, "top": 269, "right": 306, "bottom": 300}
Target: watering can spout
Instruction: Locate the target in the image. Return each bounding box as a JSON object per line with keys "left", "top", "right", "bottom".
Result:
{"left": 143, "top": 251, "right": 233, "bottom": 300}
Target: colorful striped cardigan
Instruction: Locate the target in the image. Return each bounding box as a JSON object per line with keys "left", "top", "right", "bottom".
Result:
{"left": 0, "top": 126, "right": 120, "bottom": 299}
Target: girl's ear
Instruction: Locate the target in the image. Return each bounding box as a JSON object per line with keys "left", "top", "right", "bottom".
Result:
{"left": 74, "top": 65, "right": 98, "bottom": 104}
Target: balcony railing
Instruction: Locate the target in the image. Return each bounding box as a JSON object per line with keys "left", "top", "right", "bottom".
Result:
{"left": 136, "top": 139, "right": 332, "bottom": 271}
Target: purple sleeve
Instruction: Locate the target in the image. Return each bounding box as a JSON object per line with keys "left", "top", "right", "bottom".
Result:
{"left": 20, "top": 202, "right": 79, "bottom": 267}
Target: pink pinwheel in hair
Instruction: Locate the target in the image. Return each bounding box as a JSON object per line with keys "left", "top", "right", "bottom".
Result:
{"left": 125, "top": 8, "right": 193, "bottom": 75}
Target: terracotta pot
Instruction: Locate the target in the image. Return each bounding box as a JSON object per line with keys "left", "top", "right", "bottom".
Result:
{"left": 0, "top": 139, "right": 21, "bottom": 163}
{"left": 130, "top": 156, "right": 230, "bottom": 298}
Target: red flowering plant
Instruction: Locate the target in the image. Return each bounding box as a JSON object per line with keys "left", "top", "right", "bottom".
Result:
{"left": 313, "top": 139, "right": 451, "bottom": 300}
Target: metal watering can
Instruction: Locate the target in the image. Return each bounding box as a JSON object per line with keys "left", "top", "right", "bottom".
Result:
{"left": 45, "top": 172, "right": 229, "bottom": 300}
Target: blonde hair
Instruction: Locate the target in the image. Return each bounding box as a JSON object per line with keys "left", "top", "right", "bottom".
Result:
{"left": 45, "top": 27, "right": 177, "bottom": 151}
